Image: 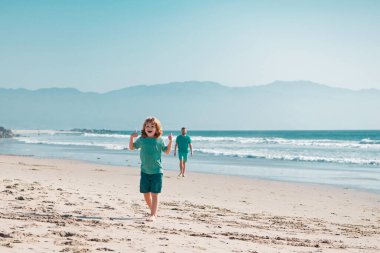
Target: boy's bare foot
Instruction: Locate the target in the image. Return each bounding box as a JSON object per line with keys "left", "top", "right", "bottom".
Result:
{"left": 177, "top": 174, "right": 182, "bottom": 178}
{"left": 146, "top": 215, "right": 156, "bottom": 222}
{"left": 182, "top": 174, "right": 185, "bottom": 177}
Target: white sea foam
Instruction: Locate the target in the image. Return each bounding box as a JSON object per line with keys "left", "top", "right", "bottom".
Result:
{"left": 14, "top": 137, "right": 127, "bottom": 150}
{"left": 13, "top": 129, "right": 80, "bottom": 135}
{"left": 83, "top": 133, "right": 130, "bottom": 139}
{"left": 360, "top": 138, "right": 380, "bottom": 144}
{"left": 195, "top": 148, "right": 380, "bottom": 165}
{"left": 191, "top": 136, "right": 380, "bottom": 149}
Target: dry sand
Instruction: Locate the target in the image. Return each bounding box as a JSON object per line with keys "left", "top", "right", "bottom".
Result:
{"left": 0, "top": 155, "right": 379, "bottom": 252}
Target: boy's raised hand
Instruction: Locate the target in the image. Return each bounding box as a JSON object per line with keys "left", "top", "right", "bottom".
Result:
{"left": 168, "top": 133, "right": 173, "bottom": 141}
{"left": 131, "top": 130, "right": 138, "bottom": 138}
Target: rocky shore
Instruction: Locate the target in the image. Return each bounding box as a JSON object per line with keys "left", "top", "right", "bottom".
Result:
{"left": 0, "top": 127, "right": 15, "bottom": 138}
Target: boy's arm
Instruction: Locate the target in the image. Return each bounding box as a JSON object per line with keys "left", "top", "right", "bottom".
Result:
{"left": 174, "top": 143, "right": 177, "bottom": 156}
{"left": 189, "top": 143, "right": 193, "bottom": 156}
{"left": 164, "top": 133, "right": 173, "bottom": 155}
{"left": 129, "top": 131, "right": 138, "bottom": 150}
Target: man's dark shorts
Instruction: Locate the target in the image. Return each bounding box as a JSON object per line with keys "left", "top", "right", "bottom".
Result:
{"left": 140, "top": 172, "right": 163, "bottom": 193}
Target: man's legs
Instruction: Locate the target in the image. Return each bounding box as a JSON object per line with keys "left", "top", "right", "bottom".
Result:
{"left": 178, "top": 154, "right": 185, "bottom": 176}
{"left": 181, "top": 160, "right": 185, "bottom": 176}
{"left": 178, "top": 160, "right": 183, "bottom": 176}
{"left": 181, "top": 153, "right": 188, "bottom": 177}
{"left": 182, "top": 161, "right": 186, "bottom": 177}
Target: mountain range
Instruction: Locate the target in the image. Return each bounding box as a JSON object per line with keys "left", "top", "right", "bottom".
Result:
{"left": 1, "top": 81, "right": 379, "bottom": 130}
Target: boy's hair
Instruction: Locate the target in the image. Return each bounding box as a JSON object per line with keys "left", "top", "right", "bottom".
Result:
{"left": 141, "top": 117, "right": 163, "bottom": 138}
{"left": 181, "top": 127, "right": 186, "bottom": 130}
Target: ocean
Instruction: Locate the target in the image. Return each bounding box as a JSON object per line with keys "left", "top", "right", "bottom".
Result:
{"left": 1, "top": 129, "right": 379, "bottom": 193}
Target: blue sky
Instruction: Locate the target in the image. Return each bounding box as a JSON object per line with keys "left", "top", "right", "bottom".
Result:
{"left": 1, "top": 0, "right": 379, "bottom": 92}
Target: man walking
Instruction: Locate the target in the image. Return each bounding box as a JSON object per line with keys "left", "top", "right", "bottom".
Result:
{"left": 174, "top": 127, "right": 192, "bottom": 177}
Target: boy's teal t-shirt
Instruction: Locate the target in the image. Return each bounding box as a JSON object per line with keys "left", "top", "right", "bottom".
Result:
{"left": 176, "top": 135, "right": 191, "bottom": 153}
{"left": 133, "top": 137, "right": 168, "bottom": 174}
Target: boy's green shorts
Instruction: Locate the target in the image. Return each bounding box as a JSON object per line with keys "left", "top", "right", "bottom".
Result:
{"left": 140, "top": 172, "right": 163, "bottom": 193}
{"left": 178, "top": 152, "right": 188, "bottom": 162}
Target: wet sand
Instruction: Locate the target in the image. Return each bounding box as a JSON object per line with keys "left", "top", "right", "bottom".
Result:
{"left": 0, "top": 155, "right": 379, "bottom": 252}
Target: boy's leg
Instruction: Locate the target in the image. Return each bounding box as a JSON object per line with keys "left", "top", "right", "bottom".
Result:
{"left": 143, "top": 193, "right": 152, "bottom": 213}
{"left": 146, "top": 193, "right": 159, "bottom": 221}
{"left": 146, "top": 173, "right": 162, "bottom": 221}
{"left": 141, "top": 172, "right": 152, "bottom": 213}
{"left": 151, "top": 193, "right": 159, "bottom": 217}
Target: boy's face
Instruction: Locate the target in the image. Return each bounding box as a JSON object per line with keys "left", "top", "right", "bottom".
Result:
{"left": 145, "top": 122, "right": 156, "bottom": 137}
{"left": 181, "top": 128, "right": 186, "bottom": 135}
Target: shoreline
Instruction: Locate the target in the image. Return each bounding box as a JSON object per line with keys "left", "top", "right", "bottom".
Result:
{"left": 2, "top": 150, "right": 380, "bottom": 196}
{"left": 1, "top": 154, "right": 379, "bottom": 252}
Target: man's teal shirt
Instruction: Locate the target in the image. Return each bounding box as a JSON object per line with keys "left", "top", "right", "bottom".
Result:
{"left": 176, "top": 135, "right": 191, "bottom": 153}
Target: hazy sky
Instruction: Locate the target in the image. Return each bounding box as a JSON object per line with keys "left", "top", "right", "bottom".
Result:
{"left": 1, "top": 0, "right": 379, "bottom": 92}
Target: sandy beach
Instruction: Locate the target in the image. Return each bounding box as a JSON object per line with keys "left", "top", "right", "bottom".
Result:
{"left": 0, "top": 155, "right": 379, "bottom": 253}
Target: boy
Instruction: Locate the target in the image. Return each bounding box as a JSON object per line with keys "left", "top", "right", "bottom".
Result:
{"left": 129, "top": 117, "right": 172, "bottom": 221}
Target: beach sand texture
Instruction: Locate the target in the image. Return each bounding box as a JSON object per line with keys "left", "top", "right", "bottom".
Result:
{"left": 0, "top": 155, "right": 379, "bottom": 252}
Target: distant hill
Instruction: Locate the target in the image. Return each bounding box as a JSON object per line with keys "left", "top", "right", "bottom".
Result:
{"left": 1, "top": 81, "right": 379, "bottom": 130}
